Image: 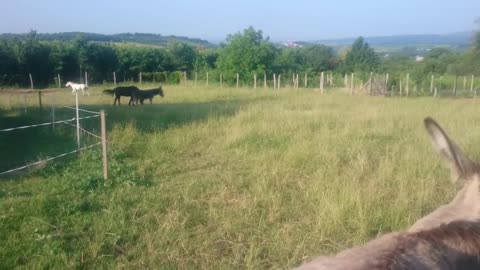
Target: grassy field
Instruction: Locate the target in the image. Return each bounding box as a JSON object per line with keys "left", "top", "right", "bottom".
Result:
{"left": 1, "top": 85, "right": 480, "bottom": 269}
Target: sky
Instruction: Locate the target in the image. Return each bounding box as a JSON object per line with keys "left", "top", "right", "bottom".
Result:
{"left": 1, "top": 0, "right": 479, "bottom": 42}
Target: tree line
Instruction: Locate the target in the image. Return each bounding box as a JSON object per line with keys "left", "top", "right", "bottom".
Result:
{"left": 1, "top": 28, "right": 479, "bottom": 88}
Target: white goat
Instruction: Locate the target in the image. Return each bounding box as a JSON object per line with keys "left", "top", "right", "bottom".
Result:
{"left": 65, "top": 81, "right": 89, "bottom": 96}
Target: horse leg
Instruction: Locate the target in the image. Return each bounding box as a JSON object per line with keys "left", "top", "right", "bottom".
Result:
{"left": 149, "top": 98, "right": 153, "bottom": 104}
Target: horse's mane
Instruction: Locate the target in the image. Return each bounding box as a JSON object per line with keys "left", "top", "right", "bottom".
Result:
{"left": 382, "top": 221, "right": 480, "bottom": 269}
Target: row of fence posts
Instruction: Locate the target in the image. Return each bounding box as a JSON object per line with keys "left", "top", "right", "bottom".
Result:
{"left": 18, "top": 71, "right": 478, "bottom": 98}
{"left": 177, "top": 71, "right": 332, "bottom": 94}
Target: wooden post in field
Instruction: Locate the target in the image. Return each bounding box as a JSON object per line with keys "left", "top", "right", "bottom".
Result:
{"left": 471, "top": 75, "right": 475, "bottom": 92}
{"left": 220, "top": 74, "right": 223, "bottom": 88}
{"left": 57, "top": 74, "right": 61, "bottom": 88}
{"left": 385, "top": 73, "right": 389, "bottom": 94}
{"left": 453, "top": 75, "right": 458, "bottom": 96}
{"left": 113, "top": 72, "right": 117, "bottom": 85}
{"left": 278, "top": 74, "right": 281, "bottom": 89}
{"left": 38, "top": 91, "right": 42, "bottom": 109}
{"left": 100, "top": 110, "right": 108, "bottom": 181}
{"left": 350, "top": 73, "right": 354, "bottom": 95}
{"left": 51, "top": 96, "right": 55, "bottom": 130}
{"left": 368, "top": 72, "right": 373, "bottom": 95}
{"left": 264, "top": 72, "right": 267, "bottom": 89}
{"left": 29, "top": 73, "right": 33, "bottom": 89}
{"left": 85, "top": 72, "right": 88, "bottom": 87}
{"left": 320, "top": 72, "right": 324, "bottom": 94}
{"left": 75, "top": 91, "right": 80, "bottom": 149}
{"left": 405, "top": 73, "right": 409, "bottom": 97}
{"left": 138, "top": 72, "right": 142, "bottom": 84}
{"left": 254, "top": 73, "right": 257, "bottom": 89}
{"left": 430, "top": 75, "right": 434, "bottom": 93}
{"left": 296, "top": 73, "right": 299, "bottom": 89}
{"left": 344, "top": 73, "right": 348, "bottom": 89}
{"left": 206, "top": 72, "right": 209, "bottom": 86}
{"left": 463, "top": 76, "right": 467, "bottom": 90}
{"left": 399, "top": 79, "right": 403, "bottom": 96}
{"left": 273, "top": 74, "right": 276, "bottom": 90}
{"left": 195, "top": 72, "right": 198, "bottom": 87}
{"left": 304, "top": 73, "right": 308, "bottom": 88}
{"left": 184, "top": 71, "right": 187, "bottom": 84}
{"left": 236, "top": 73, "right": 239, "bottom": 88}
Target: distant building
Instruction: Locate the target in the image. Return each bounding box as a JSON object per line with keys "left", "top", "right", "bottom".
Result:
{"left": 415, "top": 56, "right": 425, "bottom": 62}
{"left": 282, "top": 42, "right": 303, "bottom": 48}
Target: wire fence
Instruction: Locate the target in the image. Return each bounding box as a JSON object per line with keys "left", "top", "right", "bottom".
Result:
{"left": 0, "top": 92, "right": 108, "bottom": 178}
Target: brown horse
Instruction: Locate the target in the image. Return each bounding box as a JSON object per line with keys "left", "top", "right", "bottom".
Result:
{"left": 294, "top": 118, "right": 480, "bottom": 270}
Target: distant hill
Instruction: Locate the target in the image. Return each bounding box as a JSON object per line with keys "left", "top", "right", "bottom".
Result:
{"left": 312, "top": 32, "right": 474, "bottom": 51}
{"left": 0, "top": 32, "right": 217, "bottom": 48}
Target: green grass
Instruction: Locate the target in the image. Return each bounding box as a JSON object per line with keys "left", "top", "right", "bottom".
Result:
{"left": 1, "top": 85, "right": 480, "bottom": 269}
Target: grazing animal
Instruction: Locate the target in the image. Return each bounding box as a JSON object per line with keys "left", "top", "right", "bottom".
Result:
{"left": 66, "top": 81, "right": 89, "bottom": 96}
{"left": 103, "top": 86, "right": 139, "bottom": 106}
{"left": 136, "top": 86, "right": 164, "bottom": 105}
{"left": 294, "top": 118, "right": 480, "bottom": 270}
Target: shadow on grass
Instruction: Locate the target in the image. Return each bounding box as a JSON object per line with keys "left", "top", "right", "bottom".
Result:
{"left": 0, "top": 96, "right": 273, "bottom": 176}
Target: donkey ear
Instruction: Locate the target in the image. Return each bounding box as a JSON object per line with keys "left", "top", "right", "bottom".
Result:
{"left": 424, "top": 117, "right": 476, "bottom": 183}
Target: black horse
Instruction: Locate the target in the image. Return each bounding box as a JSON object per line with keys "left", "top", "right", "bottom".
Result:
{"left": 136, "top": 87, "right": 165, "bottom": 105}
{"left": 103, "top": 86, "right": 139, "bottom": 106}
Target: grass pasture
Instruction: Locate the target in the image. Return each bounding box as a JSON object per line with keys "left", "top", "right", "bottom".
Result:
{"left": 1, "top": 85, "right": 480, "bottom": 269}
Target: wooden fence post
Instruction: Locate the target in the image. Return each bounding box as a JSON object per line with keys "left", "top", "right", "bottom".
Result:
{"left": 113, "top": 72, "right": 117, "bottom": 85}
{"left": 273, "top": 74, "right": 276, "bottom": 90}
{"left": 195, "top": 72, "right": 198, "bottom": 87}
{"left": 344, "top": 73, "right": 348, "bottom": 89}
{"left": 100, "top": 110, "right": 108, "bottom": 181}
{"left": 400, "top": 79, "right": 403, "bottom": 96}
{"left": 29, "top": 73, "right": 33, "bottom": 89}
{"left": 206, "top": 72, "right": 209, "bottom": 86}
{"left": 296, "top": 73, "right": 299, "bottom": 89}
{"left": 304, "top": 73, "right": 308, "bottom": 88}
{"left": 320, "top": 72, "right": 324, "bottom": 94}
{"left": 430, "top": 75, "right": 434, "bottom": 93}
{"left": 85, "top": 72, "right": 88, "bottom": 87}
{"left": 57, "top": 74, "right": 61, "bottom": 88}
{"left": 254, "top": 73, "right": 257, "bottom": 89}
{"left": 184, "top": 71, "right": 187, "bottom": 84}
{"left": 220, "top": 74, "right": 223, "bottom": 88}
{"left": 463, "top": 76, "right": 467, "bottom": 90}
{"left": 453, "top": 75, "right": 458, "bottom": 96}
{"left": 471, "top": 75, "right": 475, "bottom": 92}
{"left": 350, "top": 73, "right": 354, "bottom": 95}
{"left": 236, "top": 73, "right": 239, "bottom": 88}
{"left": 278, "top": 74, "right": 281, "bottom": 89}
{"left": 385, "top": 73, "right": 389, "bottom": 94}
{"left": 38, "top": 91, "right": 42, "bottom": 109}
{"left": 368, "top": 72, "right": 373, "bottom": 95}
{"left": 406, "top": 73, "right": 409, "bottom": 97}
{"left": 264, "top": 72, "right": 267, "bottom": 89}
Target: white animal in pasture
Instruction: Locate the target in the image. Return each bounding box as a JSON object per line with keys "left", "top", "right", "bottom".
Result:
{"left": 65, "top": 81, "right": 89, "bottom": 96}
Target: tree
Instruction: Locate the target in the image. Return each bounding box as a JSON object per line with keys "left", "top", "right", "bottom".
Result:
{"left": 168, "top": 42, "right": 197, "bottom": 71}
{"left": 216, "top": 26, "right": 276, "bottom": 83}
{"left": 340, "top": 37, "right": 380, "bottom": 74}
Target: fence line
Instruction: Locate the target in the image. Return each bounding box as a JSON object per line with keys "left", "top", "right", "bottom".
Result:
{"left": 0, "top": 142, "right": 102, "bottom": 177}
{"left": 0, "top": 115, "right": 100, "bottom": 133}
{"left": 63, "top": 106, "right": 101, "bottom": 115}
{"left": 60, "top": 120, "right": 103, "bottom": 140}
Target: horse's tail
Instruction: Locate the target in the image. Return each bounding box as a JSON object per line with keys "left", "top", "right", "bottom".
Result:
{"left": 103, "top": 89, "right": 114, "bottom": 95}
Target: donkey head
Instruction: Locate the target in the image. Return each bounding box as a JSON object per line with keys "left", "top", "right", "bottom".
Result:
{"left": 409, "top": 117, "right": 480, "bottom": 232}
{"left": 158, "top": 86, "right": 164, "bottom": 97}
